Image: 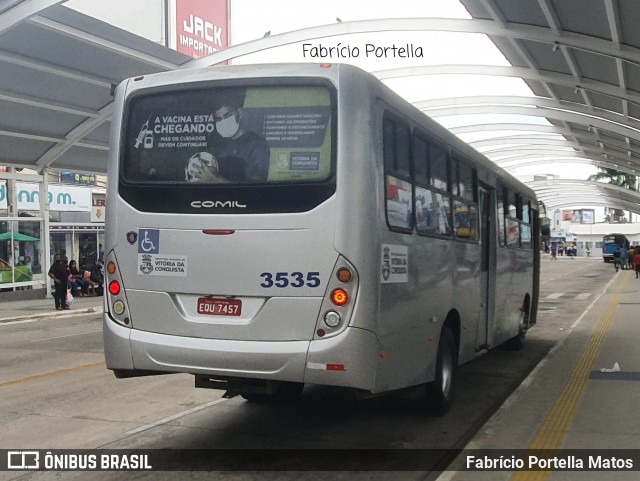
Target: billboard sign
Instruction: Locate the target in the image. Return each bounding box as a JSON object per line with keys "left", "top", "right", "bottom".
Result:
{"left": 60, "top": 171, "right": 96, "bottom": 185}
{"left": 562, "top": 209, "right": 595, "bottom": 224}
{"left": 0, "top": 181, "right": 91, "bottom": 212}
{"left": 174, "top": 0, "right": 228, "bottom": 59}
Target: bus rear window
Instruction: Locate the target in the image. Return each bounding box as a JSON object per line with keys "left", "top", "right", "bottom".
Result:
{"left": 122, "top": 85, "right": 334, "bottom": 185}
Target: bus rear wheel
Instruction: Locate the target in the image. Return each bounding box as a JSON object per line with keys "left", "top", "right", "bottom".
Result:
{"left": 425, "top": 327, "right": 457, "bottom": 416}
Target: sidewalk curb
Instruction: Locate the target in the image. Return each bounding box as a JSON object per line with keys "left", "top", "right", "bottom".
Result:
{"left": 0, "top": 306, "right": 103, "bottom": 324}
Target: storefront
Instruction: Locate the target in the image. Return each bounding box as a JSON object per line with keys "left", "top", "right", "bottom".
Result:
{"left": 50, "top": 223, "right": 105, "bottom": 270}
{"left": 0, "top": 219, "right": 43, "bottom": 288}
{"left": 0, "top": 173, "right": 105, "bottom": 292}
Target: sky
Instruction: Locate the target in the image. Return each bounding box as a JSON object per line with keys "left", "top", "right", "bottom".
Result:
{"left": 63, "top": 0, "right": 601, "bottom": 211}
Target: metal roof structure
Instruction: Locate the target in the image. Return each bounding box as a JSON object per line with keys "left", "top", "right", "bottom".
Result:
{"left": 2, "top": 0, "right": 640, "bottom": 214}
{"left": 0, "top": 0, "right": 190, "bottom": 176}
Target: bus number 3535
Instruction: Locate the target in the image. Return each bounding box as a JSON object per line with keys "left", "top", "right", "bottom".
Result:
{"left": 260, "top": 272, "right": 321, "bottom": 288}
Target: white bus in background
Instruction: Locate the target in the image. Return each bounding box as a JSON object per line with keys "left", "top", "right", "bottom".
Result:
{"left": 103, "top": 63, "right": 540, "bottom": 414}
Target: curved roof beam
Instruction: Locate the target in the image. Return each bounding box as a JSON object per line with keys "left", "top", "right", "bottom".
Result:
{"left": 493, "top": 156, "right": 638, "bottom": 177}
{"left": 527, "top": 179, "right": 640, "bottom": 193}
{"left": 424, "top": 105, "right": 640, "bottom": 141}
{"left": 476, "top": 137, "right": 582, "bottom": 150}
{"left": 529, "top": 179, "right": 640, "bottom": 210}
{"left": 418, "top": 95, "right": 640, "bottom": 126}
{"left": 538, "top": 198, "right": 637, "bottom": 211}
{"left": 537, "top": 194, "right": 638, "bottom": 208}
{"left": 452, "top": 123, "right": 574, "bottom": 135}
{"left": 418, "top": 94, "right": 640, "bottom": 161}
{"left": 376, "top": 65, "right": 640, "bottom": 108}
{"left": 184, "top": 18, "right": 640, "bottom": 69}
{"left": 470, "top": 133, "right": 637, "bottom": 157}
{"left": 483, "top": 146, "right": 637, "bottom": 168}
{"left": 541, "top": 196, "right": 639, "bottom": 210}
{"left": 453, "top": 125, "right": 640, "bottom": 167}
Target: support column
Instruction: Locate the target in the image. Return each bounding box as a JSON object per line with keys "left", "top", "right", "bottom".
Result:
{"left": 40, "top": 169, "right": 51, "bottom": 298}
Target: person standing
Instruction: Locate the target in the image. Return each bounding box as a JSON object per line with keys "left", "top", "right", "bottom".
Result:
{"left": 48, "top": 254, "right": 70, "bottom": 310}
{"left": 634, "top": 249, "right": 640, "bottom": 279}
{"left": 619, "top": 246, "right": 628, "bottom": 270}
{"left": 613, "top": 249, "right": 621, "bottom": 272}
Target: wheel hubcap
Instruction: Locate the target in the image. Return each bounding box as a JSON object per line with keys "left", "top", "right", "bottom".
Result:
{"left": 441, "top": 350, "right": 453, "bottom": 396}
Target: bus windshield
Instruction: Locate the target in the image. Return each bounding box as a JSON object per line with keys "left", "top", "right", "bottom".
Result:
{"left": 122, "top": 84, "right": 334, "bottom": 185}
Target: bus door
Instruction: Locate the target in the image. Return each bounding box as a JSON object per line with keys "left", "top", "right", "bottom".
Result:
{"left": 478, "top": 184, "right": 497, "bottom": 348}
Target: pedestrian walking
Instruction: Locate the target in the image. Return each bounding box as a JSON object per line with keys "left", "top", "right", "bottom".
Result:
{"left": 613, "top": 249, "right": 621, "bottom": 272}
{"left": 634, "top": 250, "right": 640, "bottom": 279}
{"left": 619, "top": 246, "right": 628, "bottom": 270}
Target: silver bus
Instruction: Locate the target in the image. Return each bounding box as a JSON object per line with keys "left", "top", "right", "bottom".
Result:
{"left": 104, "top": 63, "right": 539, "bottom": 414}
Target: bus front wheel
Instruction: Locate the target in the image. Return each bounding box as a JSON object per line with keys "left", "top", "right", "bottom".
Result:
{"left": 425, "top": 327, "right": 457, "bottom": 416}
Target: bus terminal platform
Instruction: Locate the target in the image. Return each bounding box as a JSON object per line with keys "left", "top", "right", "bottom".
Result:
{"left": 440, "top": 262, "right": 640, "bottom": 481}
{"left": 0, "top": 293, "right": 103, "bottom": 322}
{"left": 1, "top": 264, "right": 639, "bottom": 480}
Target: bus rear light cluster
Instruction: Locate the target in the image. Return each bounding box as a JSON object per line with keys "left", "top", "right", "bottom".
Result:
{"left": 315, "top": 257, "right": 358, "bottom": 339}
{"left": 104, "top": 252, "right": 132, "bottom": 328}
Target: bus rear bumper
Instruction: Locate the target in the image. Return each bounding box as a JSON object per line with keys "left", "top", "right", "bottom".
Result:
{"left": 104, "top": 315, "right": 307, "bottom": 381}
{"left": 103, "top": 316, "right": 378, "bottom": 390}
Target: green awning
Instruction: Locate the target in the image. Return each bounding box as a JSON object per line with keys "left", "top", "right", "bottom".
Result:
{"left": 0, "top": 232, "right": 40, "bottom": 242}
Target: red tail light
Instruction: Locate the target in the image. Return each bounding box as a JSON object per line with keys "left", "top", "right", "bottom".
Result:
{"left": 108, "top": 280, "right": 121, "bottom": 296}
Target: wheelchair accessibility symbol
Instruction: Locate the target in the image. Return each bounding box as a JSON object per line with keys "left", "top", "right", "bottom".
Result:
{"left": 138, "top": 229, "right": 159, "bottom": 254}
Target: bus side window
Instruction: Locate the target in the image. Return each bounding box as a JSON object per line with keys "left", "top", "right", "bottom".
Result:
{"left": 430, "top": 143, "right": 448, "bottom": 192}
{"left": 383, "top": 116, "right": 413, "bottom": 232}
{"left": 414, "top": 134, "right": 452, "bottom": 237}
{"left": 505, "top": 188, "right": 520, "bottom": 248}
{"left": 520, "top": 199, "right": 533, "bottom": 250}
{"left": 413, "top": 135, "right": 428, "bottom": 186}
{"left": 497, "top": 186, "right": 506, "bottom": 247}
{"left": 452, "top": 157, "right": 478, "bottom": 241}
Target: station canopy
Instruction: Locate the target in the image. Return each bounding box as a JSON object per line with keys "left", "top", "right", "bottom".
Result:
{"left": 2, "top": 0, "right": 640, "bottom": 214}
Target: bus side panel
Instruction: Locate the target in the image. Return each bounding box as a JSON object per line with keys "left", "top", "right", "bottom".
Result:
{"left": 454, "top": 240, "right": 484, "bottom": 365}
{"left": 331, "top": 76, "right": 381, "bottom": 319}
{"left": 366, "top": 98, "right": 452, "bottom": 392}
{"left": 493, "top": 247, "right": 533, "bottom": 345}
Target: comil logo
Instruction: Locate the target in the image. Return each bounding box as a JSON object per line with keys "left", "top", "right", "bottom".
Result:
{"left": 191, "top": 200, "right": 246, "bottom": 209}
{"left": 7, "top": 451, "right": 39, "bottom": 469}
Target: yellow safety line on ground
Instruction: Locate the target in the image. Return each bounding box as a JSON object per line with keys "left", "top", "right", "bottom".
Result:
{"left": 0, "top": 361, "right": 106, "bottom": 389}
{"left": 509, "top": 275, "right": 629, "bottom": 481}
